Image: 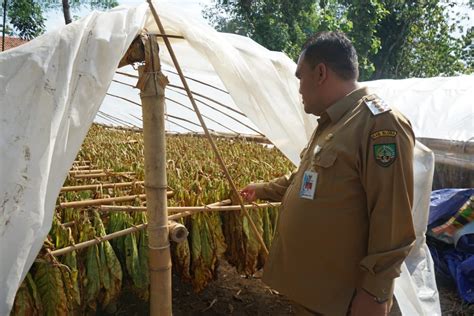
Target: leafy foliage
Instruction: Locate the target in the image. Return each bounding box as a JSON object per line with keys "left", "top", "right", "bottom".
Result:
{"left": 1, "top": 0, "right": 118, "bottom": 40}
{"left": 6, "top": 0, "right": 45, "bottom": 40}
{"left": 203, "top": 0, "right": 321, "bottom": 60}
{"left": 204, "top": 0, "right": 473, "bottom": 79}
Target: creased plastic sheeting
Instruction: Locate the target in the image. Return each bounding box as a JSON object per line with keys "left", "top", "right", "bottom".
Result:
{"left": 394, "top": 142, "right": 439, "bottom": 315}
{"left": 0, "top": 6, "right": 146, "bottom": 314}
{"left": 365, "top": 76, "right": 474, "bottom": 142}
{"left": 0, "top": 2, "right": 443, "bottom": 315}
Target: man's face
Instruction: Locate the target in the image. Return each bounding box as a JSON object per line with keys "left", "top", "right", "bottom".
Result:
{"left": 295, "top": 52, "right": 321, "bottom": 115}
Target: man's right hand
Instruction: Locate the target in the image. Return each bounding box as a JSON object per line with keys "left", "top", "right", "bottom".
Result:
{"left": 240, "top": 184, "right": 258, "bottom": 202}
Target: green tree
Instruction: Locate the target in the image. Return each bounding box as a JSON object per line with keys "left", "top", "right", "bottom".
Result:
{"left": 346, "top": 0, "right": 470, "bottom": 79}
{"left": 203, "top": 0, "right": 323, "bottom": 60}
{"left": 461, "top": 26, "right": 473, "bottom": 72}
{"left": 1, "top": 0, "right": 118, "bottom": 42}
{"left": 1, "top": 0, "right": 45, "bottom": 42}
{"left": 204, "top": 0, "right": 472, "bottom": 79}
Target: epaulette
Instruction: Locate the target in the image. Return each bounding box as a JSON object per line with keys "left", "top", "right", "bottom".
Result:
{"left": 363, "top": 94, "right": 391, "bottom": 116}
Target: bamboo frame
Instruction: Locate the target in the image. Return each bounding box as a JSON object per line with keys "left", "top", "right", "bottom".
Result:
{"left": 58, "top": 192, "right": 173, "bottom": 208}
{"left": 112, "top": 73, "right": 261, "bottom": 134}
{"left": 107, "top": 92, "right": 222, "bottom": 134}
{"left": 50, "top": 220, "right": 187, "bottom": 257}
{"left": 60, "top": 181, "right": 145, "bottom": 192}
{"left": 52, "top": 200, "right": 280, "bottom": 257}
{"left": 147, "top": 1, "right": 269, "bottom": 257}
{"left": 70, "top": 165, "right": 95, "bottom": 170}
{"left": 99, "top": 201, "right": 282, "bottom": 213}
{"left": 137, "top": 32, "right": 172, "bottom": 316}
{"left": 70, "top": 171, "right": 135, "bottom": 179}
{"left": 68, "top": 169, "right": 107, "bottom": 174}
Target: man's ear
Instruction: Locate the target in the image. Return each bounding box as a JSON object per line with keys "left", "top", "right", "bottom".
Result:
{"left": 315, "top": 63, "right": 327, "bottom": 85}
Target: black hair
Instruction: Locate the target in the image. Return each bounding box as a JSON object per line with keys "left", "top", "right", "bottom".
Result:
{"left": 302, "top": 31, "right": 359, "bottom": 81}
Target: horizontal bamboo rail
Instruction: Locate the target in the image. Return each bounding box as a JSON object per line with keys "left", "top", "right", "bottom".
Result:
{"left": 51, "top": 199, "right": 279, "bottom": 257}
{"left": 69, "top": 169, "right": 109, "bottom": 174}
{"left": 51, "top": 224, "right": 146, "bottom": 256}
{"left": 418, "top": 137, "right": 474, "bottom": 155}
{"left": 61, "top": 181, "right": 145, "bottom": 192}
{"left": 99, "top": 201, "right": 282, "bottom": 213}
{"left": 70, "top": 165, "right": 96, "bottom": 170}
{"left": 71, "top": 172, "right": 108, "bottom": 178}
{"left": 58, "top": 192, "right": 174, "bottom": 208}
{"left": 51, "top": 220, "right": 186, "bottom": 257}
{"left": 73, "top": 160, "right": 91, "bottom": 165}
{"left": 71, "top": 171, "right": 135, "bottom": 179}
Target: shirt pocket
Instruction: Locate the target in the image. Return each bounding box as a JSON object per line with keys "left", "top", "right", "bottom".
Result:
{"left": 312, "top": 150, "right": 337, "bottom": 196}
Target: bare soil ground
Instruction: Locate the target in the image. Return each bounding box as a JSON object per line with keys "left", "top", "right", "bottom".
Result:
{"left": 111, "top": 259, "right": 473, "bottom": 316}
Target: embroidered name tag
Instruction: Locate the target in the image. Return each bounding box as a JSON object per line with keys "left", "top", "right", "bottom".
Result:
{"left": 370, "top": 130, "right": 397, "bottom": 140}
{"left": 300, "top": 170, "right": 318, "bottom": 200}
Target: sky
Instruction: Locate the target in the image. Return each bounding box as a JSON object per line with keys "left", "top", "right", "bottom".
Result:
{"left": 45, "top": 0, "right": 213, "bottom": 31}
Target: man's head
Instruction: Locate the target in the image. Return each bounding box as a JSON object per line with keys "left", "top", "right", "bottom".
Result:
{"left": 295, "top": 31, "right": 359, "bottom": 115}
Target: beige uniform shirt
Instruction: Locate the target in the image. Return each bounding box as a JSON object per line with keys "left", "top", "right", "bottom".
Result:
{"left": 255, "top": 87, "right": 416, "bottom": 315}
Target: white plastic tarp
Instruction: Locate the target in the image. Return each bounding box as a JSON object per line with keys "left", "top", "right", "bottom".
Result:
{"left": 4, "top": 1, "right": 473, "bottom": 314}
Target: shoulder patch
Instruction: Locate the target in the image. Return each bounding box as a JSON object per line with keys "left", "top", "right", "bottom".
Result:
{"left": 371, "top": 130, "right": 397, "bottom": 140}
{"left": 373, "top": 143, "right": 397, "bottom": 167}
{"left": 364, "top": 94, "right": 391, "bottom": 116}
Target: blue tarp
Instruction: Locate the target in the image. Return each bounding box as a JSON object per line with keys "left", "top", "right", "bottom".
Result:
{"left": 428, "top": 188, "right": 474, "bottom": 303}
{"left": 428, "top": 188, "right": 474, "bottom": 227}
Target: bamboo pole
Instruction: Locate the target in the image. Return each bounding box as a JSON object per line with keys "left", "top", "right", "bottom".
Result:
{"left": 417, "top": 137, "right": 474, "bottom": 155}
{"left": 70, "top": 171, "right": 135, "bottom": 179}
{"left": 59, "top": 194, "right": 145, "bottom": 208}
{"left": 99, "top": 201, "right": 282, "bottom": 213}
{"left": 58, "top": 192, "right": 173, "bottom": 208}
{"left": 73, "top": 160, "right": 91, "bottom": 165}
{"left": 70, "top": 165, "right": 96, "bottom": 170}
{"left": 50, "top": 220, "right": 188, "bottom": 257}
{"left": 137, "top": 33, "right": 172, "bottom": 316}
{"left": 60, "top": 181, "right": 145, "bottom": 192}
{"left": 69, "top": 169, "right": 108, "bottom": 174}
{"left": 147, "top": 0, "right": 269, "bottom": 256}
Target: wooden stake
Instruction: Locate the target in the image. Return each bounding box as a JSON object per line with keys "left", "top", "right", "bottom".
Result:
{"left": 147, "top": 0, "right": 269, "bottom": 256}
{"left": 137, "top": 33, "right": 172, "bottom": 316}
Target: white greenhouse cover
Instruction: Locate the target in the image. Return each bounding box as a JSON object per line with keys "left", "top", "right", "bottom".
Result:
{"left": 2, "top": 1, "right": 473, "bottom": 314}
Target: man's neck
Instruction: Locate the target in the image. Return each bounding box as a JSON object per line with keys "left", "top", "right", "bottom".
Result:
{"left": 325, "top": 81, "right": 359, "bottom": 109}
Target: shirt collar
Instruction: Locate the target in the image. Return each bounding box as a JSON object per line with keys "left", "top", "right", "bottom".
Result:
{"left": 326, "top": 86, "right": 369, "bottom": 123}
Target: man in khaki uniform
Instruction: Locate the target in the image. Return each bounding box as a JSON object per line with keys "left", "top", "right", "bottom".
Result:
{"left": 241, "top": 32, "right": 416, "bottom": 315}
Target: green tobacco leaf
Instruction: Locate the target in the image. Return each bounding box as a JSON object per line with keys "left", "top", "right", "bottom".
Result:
{"left": 34, "top": 260, "right": 68, "bottom": 316}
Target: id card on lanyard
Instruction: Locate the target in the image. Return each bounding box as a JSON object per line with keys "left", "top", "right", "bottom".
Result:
{"left": 299, "top": 144, "right": 322, "bottom": 200}
{"left": 299, "top": 170, "right": 318, "bottom": 200}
